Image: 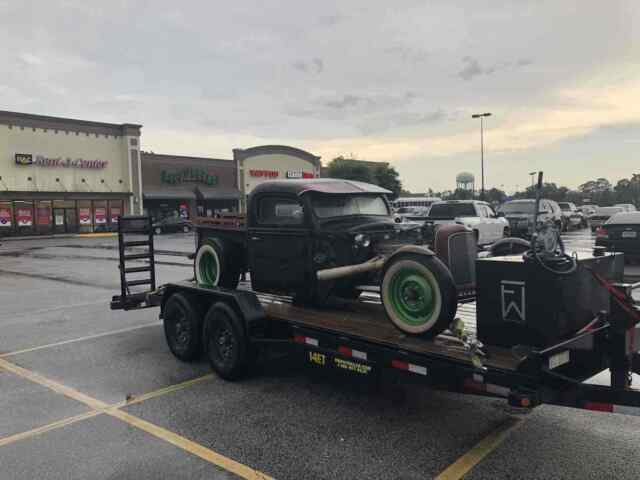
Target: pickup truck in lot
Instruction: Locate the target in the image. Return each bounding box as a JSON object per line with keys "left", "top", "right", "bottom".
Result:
{"left": 191, "top": 179, "right": 477, "bottom": 338}
{"left": 425, "top": 200, "right": 509, "bottom": 246}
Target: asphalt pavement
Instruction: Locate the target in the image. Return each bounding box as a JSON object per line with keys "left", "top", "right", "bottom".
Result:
{"left": 1, "top": 228, "right": 640, "bottom": 479}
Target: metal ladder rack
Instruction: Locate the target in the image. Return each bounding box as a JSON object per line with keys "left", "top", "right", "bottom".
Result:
{"left": 111, "top": 215, "right": 157, "bottom": 310}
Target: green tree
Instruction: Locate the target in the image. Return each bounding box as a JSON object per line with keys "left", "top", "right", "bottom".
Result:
{"left": 326, "top": 156, "right": 403, "bottom": 198}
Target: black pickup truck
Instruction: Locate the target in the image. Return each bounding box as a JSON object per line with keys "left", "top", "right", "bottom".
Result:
{"left": 193, "top": 179, "right": 477, "bottom": 338}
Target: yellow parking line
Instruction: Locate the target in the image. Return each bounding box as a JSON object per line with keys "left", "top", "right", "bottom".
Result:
{"left": 1, "top": 322, "right": 161, "bottom": 358}
{"left": 110, "top": 409, "right": 274, "bottom": 480}
{"left": 0, "top": 358, "right": 272, "bottom": 479}
{"left": 435, "top": 417, "right": 523, "bottom": 480}
{"left": 0, "top": 410, "right": 102, "bottom": 448}
{"left": 0, "top": 357, "right": 107, "bottom": 410}
{"left": 117, "top": 374, "right": 214, "bottom": 408}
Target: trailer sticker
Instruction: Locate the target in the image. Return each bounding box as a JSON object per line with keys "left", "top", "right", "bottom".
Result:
{"left": 308, "top": 351, "right": 326, "bottom": 366}
{"left": 391, "top": 360, "right": 427, "bottom": 376}
{"left": 549, "top": 350, "right": 570, "bottom": 370}
{"left": 334, "top": 357, "right": 372, "bottom": 375}
{"left": 294, "top": 335, "right": 319, "bottom": 347}
{"left": 338, "top": 346, "right": 368, "bottom": 361}
{"left": 500, "top": 280, "right": 526, "bottom": 324}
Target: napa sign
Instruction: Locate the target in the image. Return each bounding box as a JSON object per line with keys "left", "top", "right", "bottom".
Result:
{"left": 161, "top": 168, "right": 218, "bottom": 186}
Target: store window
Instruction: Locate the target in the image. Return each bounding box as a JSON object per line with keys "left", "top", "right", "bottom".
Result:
{"left": 14, "top": 200, "right": 34, "bottom": 235}
{"left": 36, "top": 200, "right": 52, "bottom": 235}
{"left": 77, "top": 200, "right": 92, "bottom": 233}
{"left": 0, "top": 201, "right": 13, "bottom": 236}
{"left": 109, "top": 200, "right": 123, "bottom": 231}
{"left": 93, "top": 200, "right": 108, "bottom": 232}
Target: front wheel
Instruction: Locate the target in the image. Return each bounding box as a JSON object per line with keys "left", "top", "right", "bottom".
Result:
{"left": 381, "top": 254, "right": 457, "bottom": 337}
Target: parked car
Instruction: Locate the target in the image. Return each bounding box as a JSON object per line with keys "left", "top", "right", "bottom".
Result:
{"left": 589, "top": 206, "right": 624, "bottom": 232}
{"left": 595, "top": 211, "right": 640, "bottom": 261}
{"left": 558, "top": 202, "right": 585, "bottom": 229}
{"left": 393, "top": 206, "right": 430, "bottom": 224}
{"left": 426, "top": 200, "right": 508, "bottom": 245}
{"left": 613, "top": 203, "right": 637, "bottom": 213}
{"left": 497, "top": 198, "right": 563, "bottom": 238}
{"left": 153, "top": 215, "right": 192, "bottom": 234}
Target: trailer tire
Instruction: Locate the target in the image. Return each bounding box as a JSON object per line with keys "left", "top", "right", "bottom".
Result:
{"left": 203, "top": 302, "right": 250, "bottom": 381}
{"left": 163, "top": 293, "right": 203, "bottom": 362}
{"left": 381, "top": 253, "right": 457, "bottom": 337}
{"left": 195, "top": 239, "right": 240, "bottom": 289}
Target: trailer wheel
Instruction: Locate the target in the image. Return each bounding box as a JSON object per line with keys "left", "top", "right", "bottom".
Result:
{"left": 163, "top": 293, "right": 203, "bottom": 362}
{"left": 203, "top": 302, "right": 250, "bottom": 381}
{"left": 381, "top": 254, "right": 457, "bottom": 337}
{"left": 194, "top": 239, "right": 240, "bottom": 289}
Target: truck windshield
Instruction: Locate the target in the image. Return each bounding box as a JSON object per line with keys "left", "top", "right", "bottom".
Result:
{"left": 499, "top": 202, "right": 535, "bottom": 214}
{"left": 311, "top": 195, "right": 389, "bottom": 218}
{"left": 428, "top": 203, "right": 476, "bottom": 218}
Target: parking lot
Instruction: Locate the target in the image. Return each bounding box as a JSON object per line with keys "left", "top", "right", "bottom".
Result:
{"left": 2, "top": 230, "right": 640, "bottom": 480}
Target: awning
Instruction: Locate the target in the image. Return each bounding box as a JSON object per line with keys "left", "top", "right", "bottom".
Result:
{"left": 195, "top": 187, "right": 242, "bottom": 200}
{"left": 143, "top": 189, "right": 196, "bottom": 200}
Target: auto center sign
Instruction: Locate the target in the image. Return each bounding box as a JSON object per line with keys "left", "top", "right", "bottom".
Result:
{"left": 15, "top": 153, "right": 108, "bottom": 169}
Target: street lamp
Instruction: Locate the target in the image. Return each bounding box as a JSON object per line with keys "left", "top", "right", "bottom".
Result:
{"left": 529, "top": 171, "right": 537, "bottom": 189}
{"left": 472, "top": 112, "right": 492, "bottom": 199}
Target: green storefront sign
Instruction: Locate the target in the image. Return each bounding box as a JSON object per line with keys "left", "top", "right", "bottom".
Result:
{"left": 161, "top": 168, "right": 218, "bottom": 186}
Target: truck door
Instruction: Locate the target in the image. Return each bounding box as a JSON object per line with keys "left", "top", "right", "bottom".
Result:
{"left": 248, "top": 194, "right": 310, "bottom": 293}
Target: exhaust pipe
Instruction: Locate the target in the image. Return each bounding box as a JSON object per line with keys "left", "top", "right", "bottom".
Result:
{"left": 316, "top": 256, "right": 385, "bottom": 282}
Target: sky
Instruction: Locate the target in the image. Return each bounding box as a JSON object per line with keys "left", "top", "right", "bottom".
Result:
{"left": 1, "top": 0, "right": 638, "bottom": 193}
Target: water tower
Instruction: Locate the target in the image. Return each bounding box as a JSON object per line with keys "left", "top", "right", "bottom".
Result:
{"left": 456, "top": 172, "right": 475, "bottom": 192}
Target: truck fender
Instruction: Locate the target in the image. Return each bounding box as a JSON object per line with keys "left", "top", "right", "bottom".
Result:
{"left": 383, "top": 245, "right": 435, "bottom": 269}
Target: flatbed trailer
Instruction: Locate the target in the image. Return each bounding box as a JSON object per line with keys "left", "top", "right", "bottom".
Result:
{"left": 112, "top": 216, "right": 640, "bottom": 415}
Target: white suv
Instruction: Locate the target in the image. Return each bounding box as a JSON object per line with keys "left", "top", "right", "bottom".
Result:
{"left": 426, "top": 200, "right": 509, "bottom": 245}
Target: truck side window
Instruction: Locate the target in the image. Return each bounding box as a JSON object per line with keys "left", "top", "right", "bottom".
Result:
{"left": 257, "top": 196, "right": 304, "bottom": 226}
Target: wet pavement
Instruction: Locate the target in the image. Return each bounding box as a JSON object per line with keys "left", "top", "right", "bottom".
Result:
{"left": 1, "top": 229, "right": 640, "bottom": 479}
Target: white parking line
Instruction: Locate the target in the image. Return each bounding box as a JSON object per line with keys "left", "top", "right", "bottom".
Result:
{"left": 0, "top": 322, "right": 161, "bottom": 358}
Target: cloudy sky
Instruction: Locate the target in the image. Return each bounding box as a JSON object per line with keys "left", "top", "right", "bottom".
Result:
{"left": 1, "top": 1, "right": 638, "bottom": 192}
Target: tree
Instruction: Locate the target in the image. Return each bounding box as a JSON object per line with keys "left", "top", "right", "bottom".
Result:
{"left": 326, "top": 156, "right": 403, "bottom": 198}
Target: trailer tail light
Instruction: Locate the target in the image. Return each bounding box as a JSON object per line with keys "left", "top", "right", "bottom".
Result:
{"left": 293, "top": 335, "right": 319, "bottom": 347}
{"left": 338, "top": 346, "right": 367, "bottom": 361}
{"left": 391, "top": 359, "right": 427, "bottom": 376}
{"left": 463, "top": 376, "right": 510, "bottom": 397}
{"left": 584, "top": 402, "right": 614, "bottom": 413}
{"left": 595, "top": 227, "right": 608, "bottom": 239}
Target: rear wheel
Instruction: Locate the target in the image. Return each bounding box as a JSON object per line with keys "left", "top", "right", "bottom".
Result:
{"left": 163, "top": 293, "right": 203, "bottom": 362}
{"left": 381, "top": 254, "right": 457, "bottom": 337}
{"left": 203, "top": 302, "right": 250, "bottom": 380}
{"left": 194, "top": 239, "right": 240, "bottom": 289}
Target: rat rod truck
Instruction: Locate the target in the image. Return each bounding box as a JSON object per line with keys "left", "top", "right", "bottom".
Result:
{"left": 111, "top": 179, "right": 640, "bottom": 415}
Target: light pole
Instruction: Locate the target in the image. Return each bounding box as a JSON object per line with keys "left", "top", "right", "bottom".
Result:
{"left": 529, "top": 171, "right": 537, "bottom": 189}
{"left": 472, "top": 112, "right": 491, "bottom": 199}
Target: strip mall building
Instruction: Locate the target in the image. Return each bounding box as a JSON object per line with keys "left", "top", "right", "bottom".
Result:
{"left": 1, "top": 110, "right": 320, "bottom": 236}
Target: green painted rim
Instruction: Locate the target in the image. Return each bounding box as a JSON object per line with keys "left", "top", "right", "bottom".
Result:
{"left": 198, "top": 247, "right": 219, "bottom": 287}
{"left": 387, "top": 268, "right": 436, "bottom": 327}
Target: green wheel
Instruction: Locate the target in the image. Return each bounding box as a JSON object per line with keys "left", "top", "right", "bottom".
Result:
{"left": 194, "top": 239, "right": 240, "bottom": 289}
{"left": 381, "top": 254, "right": 457, "bottom": 337}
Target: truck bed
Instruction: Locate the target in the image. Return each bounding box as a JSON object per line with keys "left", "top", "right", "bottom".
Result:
{"left": 237, "top": 282, "right": 522, "bottom": 372}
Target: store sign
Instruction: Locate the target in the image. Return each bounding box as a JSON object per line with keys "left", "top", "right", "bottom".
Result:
{"left": 0, "top": 208, "right": 11, "bottom": 227}
{"left": 110, "top": 207, "right": 121, "bottom": 224}
{"left": 14, "top": 153, "right": 107, "bottom": 169}
{"left": 249, "top": 169, "right": 279, "bottom": 178}
{"left": 161, "top": 168, "right": 218, "bottom": 186}
{"left": 286, "top": 170, "right": 314, "bottom": 179}
{"left": 79, "top": 208, "right": 91, "bottom": 225}
{"left": 37, "top": 206, "right": 51, "bottom": 226}
{"left": 16, "top": 208, "right": 33, "bottom": 227}
{"left": 95, "top": 207, "right": 107, "bottom": 224}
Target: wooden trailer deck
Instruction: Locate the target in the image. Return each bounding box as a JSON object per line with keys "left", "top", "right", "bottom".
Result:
{"left": 246, "top": 285, "right": 522, "bottom": 372}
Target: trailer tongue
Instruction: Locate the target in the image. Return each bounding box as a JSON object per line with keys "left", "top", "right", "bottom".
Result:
{"left": 111, "top": 215, "right": 640, "bottom": 416}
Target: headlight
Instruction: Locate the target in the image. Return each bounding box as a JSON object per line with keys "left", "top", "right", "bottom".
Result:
{"left": 354, "top": 233, "right": 371, "bottom": 248}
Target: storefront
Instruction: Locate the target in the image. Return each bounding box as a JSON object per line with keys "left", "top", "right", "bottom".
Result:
{"left": 140, "top": 152, "right": 240, "bottom": 221}
{"left": 233, "top": 145, "right": 321, "bottom": 211}
{"left": 0, "top": 110, "right": 141, "bottom": 237}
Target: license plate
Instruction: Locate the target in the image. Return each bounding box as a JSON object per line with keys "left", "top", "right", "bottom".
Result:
{"left": 622, "top": 231, "right": 637, "bottom": 238}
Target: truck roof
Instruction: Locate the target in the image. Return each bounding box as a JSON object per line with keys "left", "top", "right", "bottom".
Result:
{"left": 250, "top": 178, "right": 392, "bottom": 196}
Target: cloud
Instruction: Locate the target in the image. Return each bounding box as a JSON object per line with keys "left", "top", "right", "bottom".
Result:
{"left": 458, "top": 56, "right": 483, "bottom": 81}
{"left": 292, "top": 57, "right": 324, "bottom": 74}
{"left": 458, "top": 56, "right": 534, "bottom": 81}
